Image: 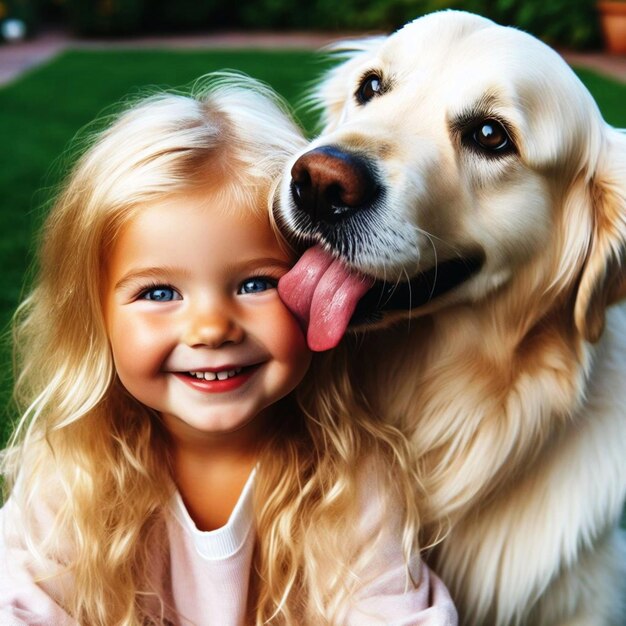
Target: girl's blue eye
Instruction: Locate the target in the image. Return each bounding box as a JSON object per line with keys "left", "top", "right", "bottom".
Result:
{"left": 239, "top": 277, "right": 278, "bottom": 295}
{"left": 140, "top": 286, "right": 180, "bottom": 302}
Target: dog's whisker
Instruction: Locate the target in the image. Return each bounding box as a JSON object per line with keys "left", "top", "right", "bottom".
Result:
{"left": 419, "top": 231, "right": 461, "bottom": 257}
{"left": 420, "top": 229, "right": 439, "bottom": 302}
{"left": 401, "top": 266, "right": 413, "bottom": 334}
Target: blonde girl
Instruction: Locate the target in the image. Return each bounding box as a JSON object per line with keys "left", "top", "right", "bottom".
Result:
{"left": 0, "top": 75, "right": 456, "bottom": 625}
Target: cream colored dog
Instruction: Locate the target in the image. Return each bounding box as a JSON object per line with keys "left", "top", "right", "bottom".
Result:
{"left": 276, "top": 11, "right": 626, "bottom": 626}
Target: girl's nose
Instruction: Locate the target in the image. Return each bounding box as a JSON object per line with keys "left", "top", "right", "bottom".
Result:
{"left": 183, "top": 309, "right": 244, "bottom": 348}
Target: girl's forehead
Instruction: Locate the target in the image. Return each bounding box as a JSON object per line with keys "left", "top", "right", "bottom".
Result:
{"left": 112, "top": 191, "right": 285, "bottom": 261}
{"left": 107, "top": 186, "right": 266, "bottom": 243}
{"left": 164, "top": 183, "right": 269, "bottom": 220}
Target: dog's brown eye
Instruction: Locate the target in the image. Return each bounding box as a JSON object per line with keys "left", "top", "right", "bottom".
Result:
{"left": 472, "top": 120, "right": 511, "bottom": 152}
{"left": 356, "top": 74, "right": 383, "bottom": 104}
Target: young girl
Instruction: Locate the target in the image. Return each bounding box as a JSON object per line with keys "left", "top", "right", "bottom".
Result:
{"left": 0, "top": 75, "right": 457, "bottom": 625}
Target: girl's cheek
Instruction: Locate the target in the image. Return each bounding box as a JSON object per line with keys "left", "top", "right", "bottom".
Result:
{"left": 109, "top": 312, "right": 172, "bottom": 373}
{"left": 246, "top": 298, "right": 308, "bottom": 355}
{"left": 272, "top": 306, "right": 312, "bottom": 364}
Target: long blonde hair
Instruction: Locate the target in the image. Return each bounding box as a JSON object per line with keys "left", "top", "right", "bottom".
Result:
{"left": 2, "top": 74, "right": 422, "bottom": 625}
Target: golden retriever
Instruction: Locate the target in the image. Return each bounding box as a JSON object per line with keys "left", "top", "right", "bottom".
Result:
{"left": 275, "top": 11, "right": 626, "bottom": 626}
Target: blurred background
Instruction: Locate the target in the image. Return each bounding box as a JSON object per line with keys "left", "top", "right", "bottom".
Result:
{"left": 0, "top": 0, "right": 619, "bottom": 49}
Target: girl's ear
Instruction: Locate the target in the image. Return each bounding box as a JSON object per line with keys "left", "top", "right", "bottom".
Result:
{"left": 315, "top": 37, "right": 385, "bottom": 133}
{"left": 574, "top": 128, "right": 626, "bottom": 343}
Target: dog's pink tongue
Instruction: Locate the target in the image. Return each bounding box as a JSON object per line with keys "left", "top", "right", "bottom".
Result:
{"left": 279, "top": 246, "right": 374, "bottom": 352}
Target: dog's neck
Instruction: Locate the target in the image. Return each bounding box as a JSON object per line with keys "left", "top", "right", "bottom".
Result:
{"left": 347, "top": 277, "right": 589, "bottom": 526}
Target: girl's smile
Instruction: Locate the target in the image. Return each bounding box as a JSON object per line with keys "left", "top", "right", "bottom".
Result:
{"left": 104, "top": 190, "right": 312, "bottom": 443}
{"left": 172, "top": 363, "right": 263, "bottom": 393}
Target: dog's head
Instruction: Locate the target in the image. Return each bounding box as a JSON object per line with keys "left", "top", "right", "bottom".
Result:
{"left": 277, "top": 11, "right": 626, "bottom": 350}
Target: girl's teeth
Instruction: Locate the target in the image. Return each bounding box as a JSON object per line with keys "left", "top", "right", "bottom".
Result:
{"left": 189, "top": 368, "right": 243, "bottom": 381}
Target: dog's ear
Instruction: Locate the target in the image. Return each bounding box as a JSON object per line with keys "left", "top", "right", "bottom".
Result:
{"left": 574, "top": 128, "right": 626, "bottom": 343}
{"left": 315, "top": 37, "right": 384, "bottom": 132}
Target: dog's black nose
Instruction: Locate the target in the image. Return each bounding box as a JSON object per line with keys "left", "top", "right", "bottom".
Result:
{"left": 290, "top": 146, "right": 379, "bottom": 225}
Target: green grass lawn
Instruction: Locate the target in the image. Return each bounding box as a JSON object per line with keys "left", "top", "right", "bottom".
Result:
{"left": 1, "top": 49, "right": 626, "bottom": 445}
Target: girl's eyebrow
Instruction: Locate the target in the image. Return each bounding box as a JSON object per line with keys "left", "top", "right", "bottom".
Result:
{"left": 114, "top": 266, "right": 190, "bottom": 291}
{"left": 225, "top": 257, "right": 293, "bottom": 274}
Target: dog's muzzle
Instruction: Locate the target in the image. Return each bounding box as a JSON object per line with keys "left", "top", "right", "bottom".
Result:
{"left": 290, "top": 146, "right": 381, "bottom": 225}
{"left": 280, "top": 145, "right": 485, "bottom": 350}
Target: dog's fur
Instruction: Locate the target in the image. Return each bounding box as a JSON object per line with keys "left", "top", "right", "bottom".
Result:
{"left": 277, "top": 11, "right": 626, "bottom": 626}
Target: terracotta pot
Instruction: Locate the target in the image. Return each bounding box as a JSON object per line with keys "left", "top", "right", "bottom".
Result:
{"left": 598, "top": 1, "right": 626, "bottom": 55}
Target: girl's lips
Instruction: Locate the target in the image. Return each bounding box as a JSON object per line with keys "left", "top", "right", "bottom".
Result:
{"left": 173, "top": 364, "right": 262, "bottom": 393}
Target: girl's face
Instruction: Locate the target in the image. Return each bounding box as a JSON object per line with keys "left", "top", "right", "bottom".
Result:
{"left": 104, "top": 190, "right": 312, "bottom": 445}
